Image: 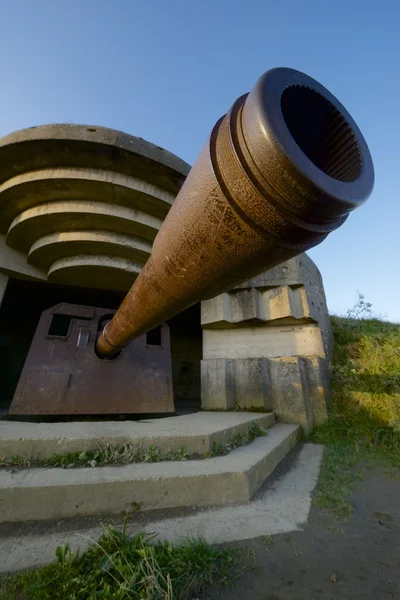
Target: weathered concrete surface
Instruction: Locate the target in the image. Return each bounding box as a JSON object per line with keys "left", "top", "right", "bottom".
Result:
{"left": 201, "top": 253, "right": 331, "bottom": 428}
{"left": 0, "top": 124, "right": 190, "bottom": 290}
{"left": 201, "top": 359, "right": 236, "bottom": 410}
{"left": 269, "top": 357, "right": 329, "bottom": 432}
{"left": 0, "top": 423, "right": 299, "bottom": 523}
{"left": 0, "top": 412, "right": 275, "bottom": 459}
{"left": 233, "top": 254, "right": 333, "bottom": 358}
{"left": 203, "top": 324, "right": 324, "bottom": 360}
{"left": 0, "top": 444, "right": 322, "bottom": 573}
{"left": 202, "top": 356, "right": 328, "bottom": 431}
{"left": 131, "top": 443, "right": 323, "bottom": 545}
{"left": 233, "top": 358, "right": 273, "bottom": 411}
{"left": 0, "top": 235, "right": 47, "bottom": 281}
{"left": 299, "top": 356, "right": 330, "bottom": 426}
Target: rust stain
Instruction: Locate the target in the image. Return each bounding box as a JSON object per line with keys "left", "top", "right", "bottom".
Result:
{"left": 9, "top": 303, "right": 174, "bottom": 416}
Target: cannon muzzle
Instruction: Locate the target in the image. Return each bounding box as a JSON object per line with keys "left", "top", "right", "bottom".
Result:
{"left": 97, "top": 67, "right": 374, "bottom": 357}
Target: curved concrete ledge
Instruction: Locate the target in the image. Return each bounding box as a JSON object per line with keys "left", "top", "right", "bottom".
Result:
{"left": 0, "top": 124, "right": 190, "bottom": 286}
{"left": 0, "top": 167, "right": 175, "bottom": 231}
{"left": 7, "top": 201, "right": 162, "bottom": 251}
{"left": 0, "top": 124, "right": 190, "bottom": 190}
{"left": 47, "top": 256, "right": 143, "bottom": 290}
{"left": 28, "top": 231, "right": 152, "bottom": 270}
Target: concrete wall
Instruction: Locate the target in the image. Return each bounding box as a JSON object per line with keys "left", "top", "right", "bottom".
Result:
{"left": 206, "top": 253, "right": 333, "bottom": 359}
{"left": 201, "top": 253, "right": 331, "bottom": 432}
{"left": 170, "top": 335, "right": 201, "bottom": 402}
{"left": 203, "top": 324, "right": 325, "bottom": 360}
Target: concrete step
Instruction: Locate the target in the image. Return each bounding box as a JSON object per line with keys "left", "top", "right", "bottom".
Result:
{"left": 0, "top": 423, "right": 300, "bottom": 523}
{"left": 0, "top": 443, "right": 323, "bottom": 574}
{"left": 0, "top": 412, "right": 275, "bottom": 459}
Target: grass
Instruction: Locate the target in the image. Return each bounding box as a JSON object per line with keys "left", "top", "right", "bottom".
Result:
{"left": 311, "top": 312, "right": 400, "bottom": 527}
{"left": 0, "top": 422, "right": 268, "bottom": 469}
{"left": 208, "top": 421, "right": 268, "bottom": 457}
{"left": 0, "top": 444, "right": 188, "bottom": 470}
{"left": 264, "top": 535, "right": 273, "bottom": 546}
{"left": 0, "top": 528, "right": 252, "bottom": 600}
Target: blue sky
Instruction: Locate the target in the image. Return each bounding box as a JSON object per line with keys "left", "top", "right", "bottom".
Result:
{"left": 1, "top": 0, "right": 398, "bottom": 320}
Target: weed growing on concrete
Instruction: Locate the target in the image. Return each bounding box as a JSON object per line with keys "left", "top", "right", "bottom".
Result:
{"left": 0, "top": 443, "right": 187, "bottom": 470}
{"left": 311, "top": 309, "right": 400, "bottom": 527}
{"left": 234, "top": 404, "right": 271, "bottom": 413}
{"left": 168, "top": 445, "right": 190, "bottom": 461}
{"left": 0, "top": 454, "right": 36, "bottom": 468}
{"left": 209, "top": 421, "right": 268, "bottom": 457}
{"left": 0, "top": 529, "right": 250, "bottom": 600}
{"left": 264, "top": 535, "right": 273, "bottom": 545}
{"left": 248, "top": 421, "right": 268, "bottom": 440}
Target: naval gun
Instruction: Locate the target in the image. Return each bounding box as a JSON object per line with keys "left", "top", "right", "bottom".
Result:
{"left": 97, "top": 67, "right": 374, "bottom": 358}
{"left": 9, "top": 67, "right": 374, "bottom": 417}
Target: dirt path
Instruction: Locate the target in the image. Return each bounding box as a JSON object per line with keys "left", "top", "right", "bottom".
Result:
{"left": 210, "top": 467, "right": 399, "bottom": 600}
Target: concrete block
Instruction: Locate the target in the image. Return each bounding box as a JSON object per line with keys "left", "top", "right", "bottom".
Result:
{"left": 208, "top": 253, "right": 333, "bottom": 360}
{"left": 298, "top": 357, "right": 329, "bottom": 426}
{"left": 203, "top": 324, "right": 325, "bottom": 360}
{"left": 201, "top": 293, "right": 231, "bottom": 326}
{"left": 268, "top": 357, "right": 312, "bottom": 433}
{"left": 200, "top": 253, "right": 332, "bottom": 423}
{"left": 202, "top": 284, "right": 309, "bottom": 327}
{"left": 233, "top": 358, "right": 273, "bottom": 411}
{"left": 259, "top": 286, "right": 294, "bottom": 321}
{"left": 201, "top": 358, "right": 235, "bottom": 410}
{"left": 229, "top": 287, "right": 260, "bottom": 322}
{"left": 266, "top": 356, "right": 330, "bottom": 432}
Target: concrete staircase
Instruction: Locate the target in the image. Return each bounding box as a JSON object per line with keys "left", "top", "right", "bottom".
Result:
{"left": 0, "top": 412, "right": 300, "bottom": 523}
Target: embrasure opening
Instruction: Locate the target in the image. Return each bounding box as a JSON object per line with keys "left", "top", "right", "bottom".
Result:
{"left": 281, "top": 85, "right": 363, "bottom": 182}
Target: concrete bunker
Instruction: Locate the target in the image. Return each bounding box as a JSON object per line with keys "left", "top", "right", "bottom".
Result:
{"left": 0, "top": 120, "right": 333, "bottom": 430}
{"left": 0, "top": 62, "right": 374, "bottom": 428}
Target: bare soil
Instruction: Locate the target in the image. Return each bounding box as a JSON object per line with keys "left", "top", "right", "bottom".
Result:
{"left": 209, "top": 466, "right": 399, "bottom": 600}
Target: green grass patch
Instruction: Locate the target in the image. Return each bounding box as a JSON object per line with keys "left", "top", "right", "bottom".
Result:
{"left": 311, "top": 314, "right": 400, "bottom": 527}
{"left": 0, "top": 529, "right": 252, "bottom": 600}
{"left": 312, "top": 441, "right": 359, "bottom": 524}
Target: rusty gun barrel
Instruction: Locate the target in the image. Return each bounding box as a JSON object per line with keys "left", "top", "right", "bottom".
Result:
{"left": 97, "top": 67, "right": 374, "bottom": 357}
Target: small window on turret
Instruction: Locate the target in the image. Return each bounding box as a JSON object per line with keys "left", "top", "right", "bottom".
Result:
{"left": 48, "top": 314, "right": 72, "bottom": 337}
{"left": 146, "top": 326, "right": 162, "bottom": 346}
